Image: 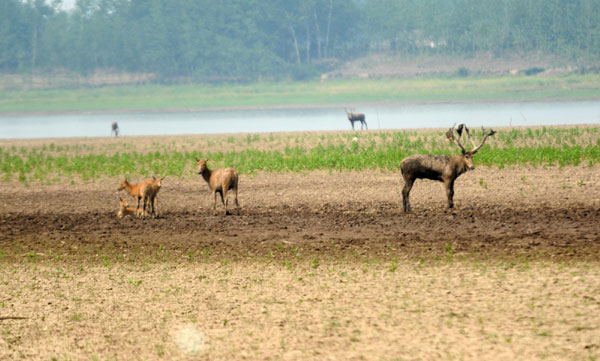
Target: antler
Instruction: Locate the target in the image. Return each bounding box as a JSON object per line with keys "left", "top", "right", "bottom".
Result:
{"left": 447, "top": 123, "right": 467, "bottom": 153}
{"left": 471, "top": 127, "right": 497, "bottom": 154}
{"left": 445, "top": 123, "right": 456, "bottom": 142}
{"left": 457, "top": 124, "right": 477, "bottom": 148}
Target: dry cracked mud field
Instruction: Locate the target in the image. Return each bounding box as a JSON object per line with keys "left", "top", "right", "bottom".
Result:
{"left": 1, "top": 151, "right": 599, "bottom": 360}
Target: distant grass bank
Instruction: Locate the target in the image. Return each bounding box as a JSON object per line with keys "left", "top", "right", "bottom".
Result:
{"left": 1, "top": 126, "right": 598, "bottom": 184}
{"left": 1, "top": 74, "right": 600, "bottom": 114}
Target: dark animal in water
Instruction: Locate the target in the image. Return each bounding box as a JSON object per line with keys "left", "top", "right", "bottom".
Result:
{"left": 344, "top": 108, "right": 367, "bottom": 130}
{"left": 401, "top": 124, "right": 496, "bottom": 212}
{"left": 111, "top": 122, "right": 120, "bottom": 137}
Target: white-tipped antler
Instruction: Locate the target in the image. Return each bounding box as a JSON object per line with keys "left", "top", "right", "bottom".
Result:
{"left": 457, "top": 124, "right": 477, "bottom": 148}
{"left": 447, "top": 123, "right": 467, "bottom": 153}
{"left": 471, "top": 126, "right": 497, "bottom": 154}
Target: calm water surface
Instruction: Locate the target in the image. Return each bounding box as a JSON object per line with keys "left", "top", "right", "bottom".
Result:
{"left": 1, "top": 101, "right": 599, "bottom": 139}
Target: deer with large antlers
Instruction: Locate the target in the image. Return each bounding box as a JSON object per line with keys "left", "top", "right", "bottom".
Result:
{"left": 400, "top": 124, "right": 496, "bottom": 212}
{"left": 344, "top": 108, "right": 367, "bottom": 130}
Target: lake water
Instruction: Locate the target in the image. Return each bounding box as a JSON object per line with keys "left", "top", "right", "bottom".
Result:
{"left": 1, "top": 101, "right": 599, "bottom": 139}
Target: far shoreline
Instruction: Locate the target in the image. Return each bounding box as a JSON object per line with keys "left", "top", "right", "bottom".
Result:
{"left": 1, "top": 124, "right": 599, "bottom": 144}
{"left": 2, "top": 97, "right": 600, "bottom": 117}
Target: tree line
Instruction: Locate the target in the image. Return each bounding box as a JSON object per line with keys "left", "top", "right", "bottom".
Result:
{"left": 2, "top": 0, "right": 599, "bottom": 81}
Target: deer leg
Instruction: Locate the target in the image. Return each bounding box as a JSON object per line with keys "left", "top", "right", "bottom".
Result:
{"left": 402, "top": 176, "right": 415, "bottom": 213}
{"left": 144, "top": 195, "right": 151, "bottom": 218}
{"left": 213, "top": 191, "right": 218, "bottom": 214}
{"left": 140, "top": 197, "right": 147, "bottom": 218}
{"left": 234, "top": 185, "right": 240, "bottom": 215}
{"left": 136, "top": 196, "right": 142, "bottom": 218}
{"left": 221, "top": 188, "right": 229, "bottom": 215}
{"left": 153, "top": 196, "right": 158, "bottom": 218}
{"left": 150, "top": 196, "right": 156, "bottom": 218}
{"left": 364, "top": 121, "right": 368, "bottom": 130}
{"left": 351, "top": 121, "right": 354, "bottom": 130}
{"left": 445, "top": 179, "right": 455, "bottom": 208}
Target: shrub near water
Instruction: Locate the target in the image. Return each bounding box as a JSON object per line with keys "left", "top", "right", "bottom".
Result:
{"left": 0, "top": 127, "right": 598, "bottom": 184}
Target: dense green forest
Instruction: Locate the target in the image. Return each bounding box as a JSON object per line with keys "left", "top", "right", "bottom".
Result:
{"left": 2, "top": 0, "right": 600, "bottom": 81}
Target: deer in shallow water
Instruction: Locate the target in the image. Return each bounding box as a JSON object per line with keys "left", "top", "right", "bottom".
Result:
{"left": 344, "top": 108, "right": 367, "bottom": 130}
{"left": 196, "top": 158, "right": 240, "bottom": 215}
{"left": 111, "top": 122, "right": 119, "bottom": 137}
{"left": 400, "top": 124, "right": 496, "bottom": 212}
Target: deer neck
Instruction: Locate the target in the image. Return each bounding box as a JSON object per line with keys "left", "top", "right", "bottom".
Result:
{"left": 201, "top": 167, "right": 212, "bottom": 183}
{"left": 450, "top": 155, "right": 469, "bottom": 176}
{"left": 457, "top": 156, "right": 470, "bottom": 175}
{"left": 123, "top": 181, "right": 134, "bottom": 194}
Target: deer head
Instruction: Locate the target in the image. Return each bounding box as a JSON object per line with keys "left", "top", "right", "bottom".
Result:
{"left": 116, "top": 178, "right": 129, "bottom": 192}
{"left": 448, "top": 124, "right": 496, "bottom": 170}
{"left": 152, "top": 176, "right": 164, "bottom": 187}
{"left": 196, "top": 158, "right": 209, "bottom": 174}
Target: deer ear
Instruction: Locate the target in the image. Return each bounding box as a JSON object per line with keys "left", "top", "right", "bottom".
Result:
{"left": 195, "top": 158, "right": 199, "bottom": 162}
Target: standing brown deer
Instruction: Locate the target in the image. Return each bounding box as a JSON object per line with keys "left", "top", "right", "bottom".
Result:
{"left": 141, "top": 176, "right": 163, "bottom": 218}
{"left": 400, "top": 124, "right": 496, "bottom": 212}
{"left": 344, "top": 108, "right": 367, "bottom": 130}
{"left": 196, "top": 158, "right": 240, "bottom": 215}
{"left": 116, "top": 178, "right": 153, "bottom": 217}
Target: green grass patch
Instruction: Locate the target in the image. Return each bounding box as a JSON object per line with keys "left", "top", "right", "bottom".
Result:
{"left": 1, "top": 74, "right": 600, "bottom": 113}
{"left": 1, "top": 126, "right": 598, "bottom": 184}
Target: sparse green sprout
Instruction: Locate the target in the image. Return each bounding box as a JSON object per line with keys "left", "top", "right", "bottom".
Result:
{"left": 128, "top": 279, "right": 142, "bottom": 287}
{"left": 445, "top": 242, "right": 454, "bottom": 263}
{"left": 479, "top": 178, "right": 488, "bottom": 189}
{"left": 389, "top": 259, "right": 398, "bottom": 273}
{"left": 26, "top": 252, "right": 39, "bottom": 263}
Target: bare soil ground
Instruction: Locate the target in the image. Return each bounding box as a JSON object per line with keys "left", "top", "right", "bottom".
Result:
{"left": 1, "top": 165, "right": 599, "bottom": 360}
